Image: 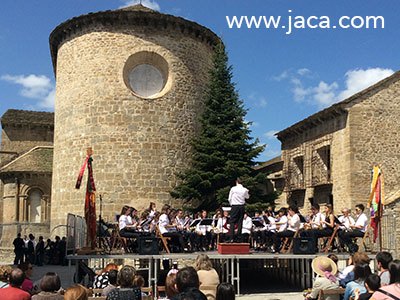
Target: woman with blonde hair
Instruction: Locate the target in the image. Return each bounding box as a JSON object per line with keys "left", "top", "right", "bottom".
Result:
{"left": 64, "top": 284, "right": 89, "bottom": 300}
{"left": 194, "top": 254, "right": 220, "bottom": 300}
{"left": 93, "top": 263, "right": 119, "bottom": 290}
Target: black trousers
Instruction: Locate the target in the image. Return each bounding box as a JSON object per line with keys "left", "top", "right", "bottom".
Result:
{"left": 338, "top": 229, "right": 364, "bottom": 252}
{"left": 163, "top": 232, "right": 185, "bottom": 252}
{"left": 301, "top": 228, "right": 333, "bottom": 251}
{"left": 120, "top": 229, "right": 141, "bottom": 239}
{"left": 228, "top": 205, "right": 245, "bottom": 240}
{"left": 272, "top": 230, "right": 295, "bottom": 251}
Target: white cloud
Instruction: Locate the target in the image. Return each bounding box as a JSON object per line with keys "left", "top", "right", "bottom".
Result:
{"left": 272, "top": 71, "right": 288, "bottom": 81}
{"left": 1, "top": 74, "right": 55, "bottom": 109}
{"left": 297, "top": 68, "right": 311, "bottom": 76}
{"left": 337, "top": 68, "right": 394, "bottom": 101}
{"left": 289, "top": 67, "right": 394, "bottom": 108}
{"left": 263, "top": 130, "right": 277, "bottom": 139}
{"left": 312, "top": 81, "right": 339, "bottom": 107}
{"left": 248, "top": 92, "right": 268, "bottom": 108}
{"left": 119, "top": 0, "right": 160, "bottom": 11}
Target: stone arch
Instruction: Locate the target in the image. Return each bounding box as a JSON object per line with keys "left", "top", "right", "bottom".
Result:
{"left": 22, "top": 185, "right": 51, "bottom": 223}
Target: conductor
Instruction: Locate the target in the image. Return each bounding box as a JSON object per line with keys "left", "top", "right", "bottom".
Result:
{"left": 227, "top": 178, "right": 249, "bottom": 243}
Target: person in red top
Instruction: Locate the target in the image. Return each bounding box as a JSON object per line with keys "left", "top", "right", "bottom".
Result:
{"left": 0, "top": 268, "right": 31, "bottom": 300}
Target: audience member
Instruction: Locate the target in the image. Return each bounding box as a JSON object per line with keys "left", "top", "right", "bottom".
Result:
{"left": 133, "top": 274, "right": 145, "bottom": 289}
{"left": 166, "top": 273, "right": 179, "bottom": 299}
{"left": 35, "top": 237, "right": 45, "bottom": 267}
{"left": 344, "top": 263, "right": 372, "bottom": 300}
{"left": 18, "top": 262, "right": 34, "bottom": 293}
{"left": 64, "top": 284, "right": 89, "bottom": 300}
{"left": 172, "top": 267, "right": 207, "bottom": 300}
{"left": 93, "top": 263, "right": 119, "bottom": 289}
{"left": 102, "top": 269, "right": 118, "bottom": 297}
{"left": 32, "top": 272, "right": 63, "bottom": 300}
{"left": 354, "top": 274, "right": 380, "bottom": 300}
{"left": 376, "top": 252, "right": 393, "bottom": 286}
{"left": 327, "top": 254, "right": 340, "bottom": 277}
{"left": 106, "top": 265, "right": 141, "bottom": 300}
{"left": 371, "top": 259, "right": 400, "bottom": 300}
{"left": 194, "top": 254, "right": 220, "bottom": 300}
{"left": 0, "top": 268, "right": 31, "bottom": 300}
{"left": 216, "top": 283, "right": 235, "bottom": 300}
{"left": 306, "top": 257, "right": 339, "bottom": 300}
{"left": 340, "top": 252, "right": 370, "bottom": 287}
{"left": 0, "top": 265, "right": 12, "bottom": 288}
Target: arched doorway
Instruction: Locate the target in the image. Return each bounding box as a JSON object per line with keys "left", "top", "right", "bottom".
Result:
{"left": 28, "top": 189, "right": 42, "bottom": 223}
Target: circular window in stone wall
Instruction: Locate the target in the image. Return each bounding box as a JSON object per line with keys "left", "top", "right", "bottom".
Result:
{"left": 123, "top": 51, "right": 171, "bottom": 99}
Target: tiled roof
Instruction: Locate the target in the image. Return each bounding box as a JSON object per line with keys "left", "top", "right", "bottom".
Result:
{"left": 1, "top": 109, "right": 54, "bottom": 127}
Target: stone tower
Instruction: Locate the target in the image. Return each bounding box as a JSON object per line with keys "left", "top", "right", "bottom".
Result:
{"left": 49, "top": 5, "right": 219, "bottom": 229}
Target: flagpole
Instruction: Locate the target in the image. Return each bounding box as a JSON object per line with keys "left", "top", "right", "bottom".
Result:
{"left": 379, "top": 166, "right": 383, "bottom": 252}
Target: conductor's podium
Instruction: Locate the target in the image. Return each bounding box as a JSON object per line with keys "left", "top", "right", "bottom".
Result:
{"left": 217, "top": 243, "right": 250, "bottom": 254}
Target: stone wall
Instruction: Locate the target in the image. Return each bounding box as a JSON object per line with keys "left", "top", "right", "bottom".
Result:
{"left": 51, "top": 19, "right": 215, "bottom": 230}
{"left": 1, "top": 125, "right": 53, "bottom": 154}
{"left": 347, "top": 78, "right": 400, "bottom": 208}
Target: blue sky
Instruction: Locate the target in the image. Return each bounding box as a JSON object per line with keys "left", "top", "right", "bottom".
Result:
{"left": 1, "top": 0, "right": 399, "bottom": 162}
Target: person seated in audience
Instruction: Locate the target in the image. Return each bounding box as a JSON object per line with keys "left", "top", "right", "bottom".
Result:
{"left": 371, "top": 259, "right": 400, "bottom": 300}
{"left": 344, "top": 263, "right": 372, "bottom": 300}
{"left": 106, "top": 265, "right": 141, "bottom": 300}
{"left": 338, "top": 208, "right": 355, "bottom": 232}
{"left": 166, "top": 272, "right": 179, "bottom": 299}
{"left": 327, "top": 254, "right": 341, "bottom": 277}
{"left": 93, "top": 263, "right": 119, "bottom": 290}
{"left": 133, "top": 274, "right": 145, "bottom": 296}
{"left": 102, "top": 269, "right": 118, "bottom": 297}
{"left": 18, "top": 262, "right": 36, "bottom": 294}
{"left": 194, "top": 254, "right": 220, "bottom": 300}
{"left": 354, "top": 274, "right": 381, "bottom": 300}
{"left": 32, "top": 272, "right": 63, "bottom": 300}
{"left": 338, "top": 204, "right": 369, "bottom": 253}
{"left": 0, "top": 265, "right": 12, "bottom": 288}
{"left": 375, "top": 251, "right": 393, "bottom": 286}
{"left": 0, "top": 268, "right": 31, "bottom": 300}
{"left": 305, "top": 256, "right": 339, "bottom": 300}
{"left": 64, "top": 284, "right": 89, "bottom": 300}
{"left": 216, "top": 282, "right": 235, "bottom": 300}
{"left": 271, "top": 205, "right": 300, "bottom": 253}
{"left": 340, "top": 252, "right": 370, "bottom": 288}
{"left": 240, "top": 212, "right": 252, "bottom": 243}
{"left": 171, "top": 267, "right": 207, "bottom": 300}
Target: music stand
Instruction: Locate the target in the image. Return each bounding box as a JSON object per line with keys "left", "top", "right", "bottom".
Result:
{"left": 199, "top": 218, "right": 213, "bottom": 226}
{"left": 189, "top": 219, "right": 201, "bottom": 227}
{"left": 252, "top": 220, "right": 264, "bottom": 228}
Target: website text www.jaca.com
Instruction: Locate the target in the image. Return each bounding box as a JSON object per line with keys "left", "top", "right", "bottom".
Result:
{"left": 226, "top": 10, "right": 385, "bottom": 35}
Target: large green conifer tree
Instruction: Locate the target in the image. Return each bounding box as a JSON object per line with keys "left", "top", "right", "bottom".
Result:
{"left": 171, "top": 43, "right": 270, "bottom": 211}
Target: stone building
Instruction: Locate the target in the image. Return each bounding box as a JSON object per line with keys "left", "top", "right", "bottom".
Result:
{"left": 0, "top": 109, "right": 53, "bottom": 248}
{"left": 276, "top": 71, "right": 400, "bottom": 217}
{"left": 49, "top": 4, "right": 220, "bottom": 232}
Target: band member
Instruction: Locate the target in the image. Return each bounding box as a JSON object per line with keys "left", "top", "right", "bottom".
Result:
{"left": 119, "top": 206, "right": 140, "bottom": 239}
{"left": 159, "top": 204, "right": 186, "bottom": 252}
{"left": 338, "top": 208, "right": 355, "bottom": 231}
{"left": 217, "top": 210, "right": 230, "bottom": 243}
{"left": 195, "top": 210, "right": 212, "bottom": 251}
{"left": 252, "top": 211, "right": 265, "bottom": 250}
{"left": 272, "top": 205, "right": 300, "bottom": 253}
{"left": 149, "top": 202, "right": 157, "bottom": 219}
{"left": 241, "top": 211, "right": 253, "bottom": 243}
{"left": 310, "top": 204, "right": 325, "bottom": 229}
{"left": 227, "top": 178, "right": 249, "bottom": 243}
{"left": 301, "top": 204, "right": 335, "bottom": 252}
{"left": 274, "top": 208, "right": 288, "bottom": 232}
{"left": 338, "top": 204, "right": 369, "bottom": 253}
